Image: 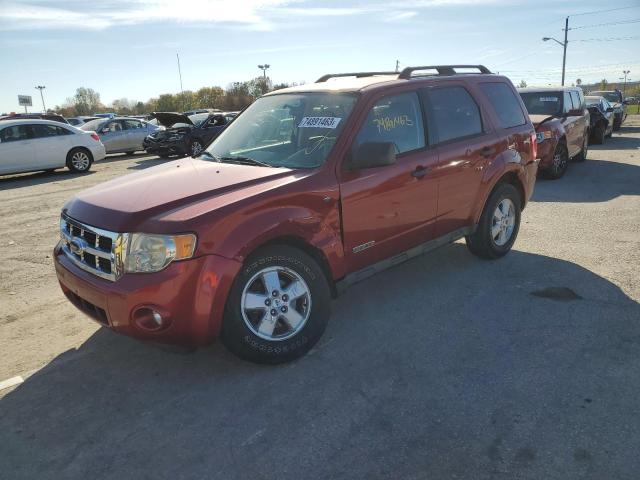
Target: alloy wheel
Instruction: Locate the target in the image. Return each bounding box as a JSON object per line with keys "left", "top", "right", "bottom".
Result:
{"left": 191, "top": 141, "right": 203, "bottom": 156}
{"left": 491, "top": 198, "right": 516, "bottom": 246}
{"left": 71, "top": 151, "right": 90, "bottom": 171}
{"left": 241, "top": 266, "right": 312, "bottom": 341}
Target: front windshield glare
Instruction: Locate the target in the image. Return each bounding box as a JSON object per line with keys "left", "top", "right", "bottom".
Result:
{"left": 206, "top": 93, "right": 357, "bottom": 168}
{"left": 519, "top": 92, "right": 562, "bottom": 116}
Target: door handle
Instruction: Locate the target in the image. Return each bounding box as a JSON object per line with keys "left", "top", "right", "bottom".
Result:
{"left": 411, "top": 166, "right": 431, "bottom": 178}
{"left": 480, "top": 146, "right": 496, "bottom": 157}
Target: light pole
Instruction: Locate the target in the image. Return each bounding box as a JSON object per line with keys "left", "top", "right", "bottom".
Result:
{"left": 620, "top": 70, "right": 631, "bottom": 96}
{"left": 542, "top": 16, "right": 569, "bottom": 86}
{"left": 35, "top": 85, "right": 46, "bottom": 112}
{"left": 258, "top": 64, "right": 270, "bottom": 80}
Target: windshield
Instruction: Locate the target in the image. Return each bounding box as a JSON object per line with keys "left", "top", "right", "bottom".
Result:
{"left": 591, "top": 91, "right": 620, "bottom": 103}
{"left": 585, "top": 97, "right": 600, "bottom": 106}
{"left": 519, "top": 92, "right": 562, "bottom": 115}
{"left": 80, "top": 118, "right": 106, "bottom": 131}
{"left": 206, "top": 93, "right": 357, "bottom": 169}
{"left": 187, "top": 113, "right": 209, "bottom": 127}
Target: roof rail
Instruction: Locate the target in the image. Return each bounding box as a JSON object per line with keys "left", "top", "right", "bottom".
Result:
{"left": 316, "top": 71, "right": 398, "bottom": 83}
{"left": 398, "top": 65, "right": 492, "bottom": 79}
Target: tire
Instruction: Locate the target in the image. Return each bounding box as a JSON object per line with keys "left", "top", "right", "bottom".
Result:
{"left": 573, "top": 132, "right": 588, "bottom": 162}
{"left": 613, "top": 119, "right": 621, "bottom": 131}
{"left": 465, "top": 183, "right": 521, "bottom": 260}
{"left": 221, "top": 245, "right": 331, "bottom": 364}
{"left": 190, "top": 139, "right": 204, "bottom": 157}
{"left": 542, "top": 142, "right": 569, "bottom": 179}
{"left": 592, "top": 124, "right": 605, "bottom": 145}
{"left": 66, "top": 148, "right": 93, "bottom": 173}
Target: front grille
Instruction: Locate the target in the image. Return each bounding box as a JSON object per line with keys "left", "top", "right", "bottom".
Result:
{"left": 59, "top": 215, "right": 120, "bottom": 281}
{"left": 66, "top": 290, "right": 109, "bottom": 325}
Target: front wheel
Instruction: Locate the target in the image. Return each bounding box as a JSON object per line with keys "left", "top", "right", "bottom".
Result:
{"left": 542, "top": 142, "right": 569, "bottom": 179}
{"left": 222, "top": 245, "right": 331, "bottom": 364}
{"left": 66, "top": 148, "right": 93, "bottom": 173}
{"left": 466, "top": 183, "right": 521, "bottom": 260}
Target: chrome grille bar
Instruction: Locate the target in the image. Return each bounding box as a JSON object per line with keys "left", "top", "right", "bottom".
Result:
{"left": 59, "top": 215, "right": 121, "bottom": 281}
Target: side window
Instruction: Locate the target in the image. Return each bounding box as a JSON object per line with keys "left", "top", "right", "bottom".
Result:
{"left": 124, "top": 120, "right": 143, "bottom": 129}
{"left": 32, "top": 124, "right": 65, "bottom": 138}
{"left": 424, "top": 86, "right": 482, "bottom": 143}
{"left": 355, "top": 91, "right": 425, "bottom": 154}
{"left": 0, "top": 125, "right": 30, "bottom": 142}
{"left": 569, "top": 91, "right": 581, "bottom": 111}
{"left": 563, "top": 92, "right": 574, "bottom": 113}
{"left": 479, "top": 82, "right": 526, "bottom": 129}
{"left": 106, "top": 121, "right": 124, "bottom": 132}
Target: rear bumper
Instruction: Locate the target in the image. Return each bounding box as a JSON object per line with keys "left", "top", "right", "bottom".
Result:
{"left": 91, "top": 143, "right": 107, "bottom": 162}
{"left": 54, "top": 244, "right": 241, "bottom": 347}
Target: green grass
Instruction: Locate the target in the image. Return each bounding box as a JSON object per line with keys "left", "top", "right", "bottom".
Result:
{"left": 627, "top": 104, "right": 640, "bottom": 115}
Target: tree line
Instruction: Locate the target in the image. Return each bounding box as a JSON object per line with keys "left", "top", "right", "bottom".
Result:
{"left": 53, "top": 77, "right": 297, "bottom": 117}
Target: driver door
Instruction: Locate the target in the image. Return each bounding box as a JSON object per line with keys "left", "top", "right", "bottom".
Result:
{"left": 338, "top": 91, "right": 439, "bottom": 273}
{"left": 99, "top": 120, "right": 127, "bottom": 152}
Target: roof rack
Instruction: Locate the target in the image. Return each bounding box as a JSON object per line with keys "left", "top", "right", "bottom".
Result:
{"left": 398, "top": 65, "right": 492, "bottom": 79}
{"left": 316, "top": 71, "right": 398, "bottom": 83}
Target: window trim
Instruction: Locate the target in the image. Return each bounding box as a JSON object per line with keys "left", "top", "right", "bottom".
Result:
{"left": 421, "top": 84, "right": 487, "bottom": 146}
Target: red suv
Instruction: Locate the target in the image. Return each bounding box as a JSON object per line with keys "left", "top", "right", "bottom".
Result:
{"left": 54, "top": 65, "right": 538, "bottom": 363}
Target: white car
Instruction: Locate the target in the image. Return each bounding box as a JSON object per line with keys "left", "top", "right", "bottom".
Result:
{"left": 0, "top": 119, "right": 106, "bottom": 175}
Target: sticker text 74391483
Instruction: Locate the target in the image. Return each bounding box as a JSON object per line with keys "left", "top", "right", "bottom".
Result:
{"left": 298, "top": 117, "right": 342, "bottom": 128}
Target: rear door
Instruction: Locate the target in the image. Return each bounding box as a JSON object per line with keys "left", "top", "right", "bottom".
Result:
{"left": 31, "top": 124, "right": 73, "bottom": 168}
{"left": 0, "top": 124, "right": 35, "bottom": 174}
{"left": 422, "top": 84, "right": 499, "bottom": 236}
{"left": 339, "top": 90, "right": 439, "bottom": 272}
{"left": 562, "top": 91, "right": 580, "bottom": 156}
{"left": 123, "top": 119, "right": 146, "bottom": 151}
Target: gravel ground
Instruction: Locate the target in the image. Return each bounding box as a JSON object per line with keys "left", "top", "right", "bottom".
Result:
{"left": 1, "top": 118, "right": 639, "bottom": 479}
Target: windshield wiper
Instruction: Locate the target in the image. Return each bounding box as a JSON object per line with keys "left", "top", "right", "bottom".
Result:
{"left": 218, "top": 156, "right": 275, "bottom": 168}
{"left": 195, "top": 151, "right": 218, "bottom": 160}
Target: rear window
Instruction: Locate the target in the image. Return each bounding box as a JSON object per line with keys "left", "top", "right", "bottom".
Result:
{"left": 480, "top": 82, "right": 526, "bottom": 128}
{"left": 423, "top": 86, "right": 482, "bottom": 143}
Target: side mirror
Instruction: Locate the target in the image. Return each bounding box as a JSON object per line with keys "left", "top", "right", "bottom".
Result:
{"left": 347, "top": 142, "right": 396, "bottom": 170}
{"left": 606, "top": 107, "right": 614, "bottom": 113}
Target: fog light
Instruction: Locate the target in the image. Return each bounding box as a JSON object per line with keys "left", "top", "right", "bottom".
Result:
{"left": 132, "top": 306, "right": 171, "bottom": 332}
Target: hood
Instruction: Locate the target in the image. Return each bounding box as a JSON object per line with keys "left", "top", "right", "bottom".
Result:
{"left": 529, "top": 114, "right": 557, "bottom": 129}
{"left": 152, "top": 112, "right": 193, "bottom": 127}
{"left": 64, "top": 158, "right": 296, "bottom": 232}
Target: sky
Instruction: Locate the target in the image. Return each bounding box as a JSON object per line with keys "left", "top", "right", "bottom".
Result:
{"left": 0, "top": 0, "right": 639, "bottom": 113}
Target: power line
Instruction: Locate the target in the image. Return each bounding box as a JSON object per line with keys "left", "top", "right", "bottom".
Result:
{"left": 569, "top": 5, "right": 640, "bottom": 17}
{"left": 574, "top": 35, "right": 640, "bottom": 42}
{"left": 570, "top": 18, "right": 640, "bottom": 30}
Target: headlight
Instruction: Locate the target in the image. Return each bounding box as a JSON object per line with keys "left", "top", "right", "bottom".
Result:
{"left": 123, "top": 233, "right": 196, "bottom": 273}
{"left": 536, "top": 131, "right": 552, "bottom": 143}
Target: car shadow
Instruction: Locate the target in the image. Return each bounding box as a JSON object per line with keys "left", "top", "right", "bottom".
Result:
{"left": 2, "top": 244, "right": 639, "bottom": 479}
{"left": 532, "top": 141, "right": 640, "bottom": 203}
{"left": 0, "top": 169, "right": 97, "bottom": 191}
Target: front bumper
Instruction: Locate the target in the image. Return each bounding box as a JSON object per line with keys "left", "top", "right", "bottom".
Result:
{"left": 535, "top": 139, "right": 555, "bottom": 170}
{"left": 143, "top": 137, "right": 189, "bottom": 156}
{"left": 54, "top": 244, "right": 241, "bottom": 347}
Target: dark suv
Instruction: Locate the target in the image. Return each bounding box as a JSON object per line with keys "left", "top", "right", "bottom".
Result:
{"left": 55, "top": 65, "right": 538, "bottom": 364}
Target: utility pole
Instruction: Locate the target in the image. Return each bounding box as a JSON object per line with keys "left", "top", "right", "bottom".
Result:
{"left": 35, "top": 85, "right": 46, "bottom": 112}
{"left": 561, "top": 17, "right": 568, "bottom": 87}
{"left": 176, "top": 53, "right": 184, "bottom": 111}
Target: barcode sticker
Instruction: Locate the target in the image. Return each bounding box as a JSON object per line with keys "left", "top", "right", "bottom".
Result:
{"left": 540, "top": 97, "right": 558, "bottom": 102}
{"left": 298, "top": 117, "right": 342, "bottom": 128}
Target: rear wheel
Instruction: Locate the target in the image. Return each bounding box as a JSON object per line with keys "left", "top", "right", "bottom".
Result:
{"left": 574, "top": 133, "right": 588, "bottom": 162}
{"left": 542, "top": 142, "right": 569, "bottom": 179}
{"left": 222, "top": 245, "right": 331, "bottom": 364}
{"left": 466, "top": 183, "right": 521, "bottom": 260}
{"left": 66, "top": 148, "right": 93, "bottom": 173}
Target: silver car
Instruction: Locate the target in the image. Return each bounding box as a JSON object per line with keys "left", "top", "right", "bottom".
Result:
{"left": 80, "top": 117, "right": 161, "bottom": 154}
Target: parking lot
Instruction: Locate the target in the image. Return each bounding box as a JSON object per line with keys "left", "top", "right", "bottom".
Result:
{"left": 1, "top": 117, "right": 639, "bottom": 479}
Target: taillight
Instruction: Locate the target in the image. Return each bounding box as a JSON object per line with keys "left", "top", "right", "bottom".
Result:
{"left": 530, "top": 132, "right": 537, "bottom": 160}
{"left": 90, "top": 133, "right": 100, "bottom": 142}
